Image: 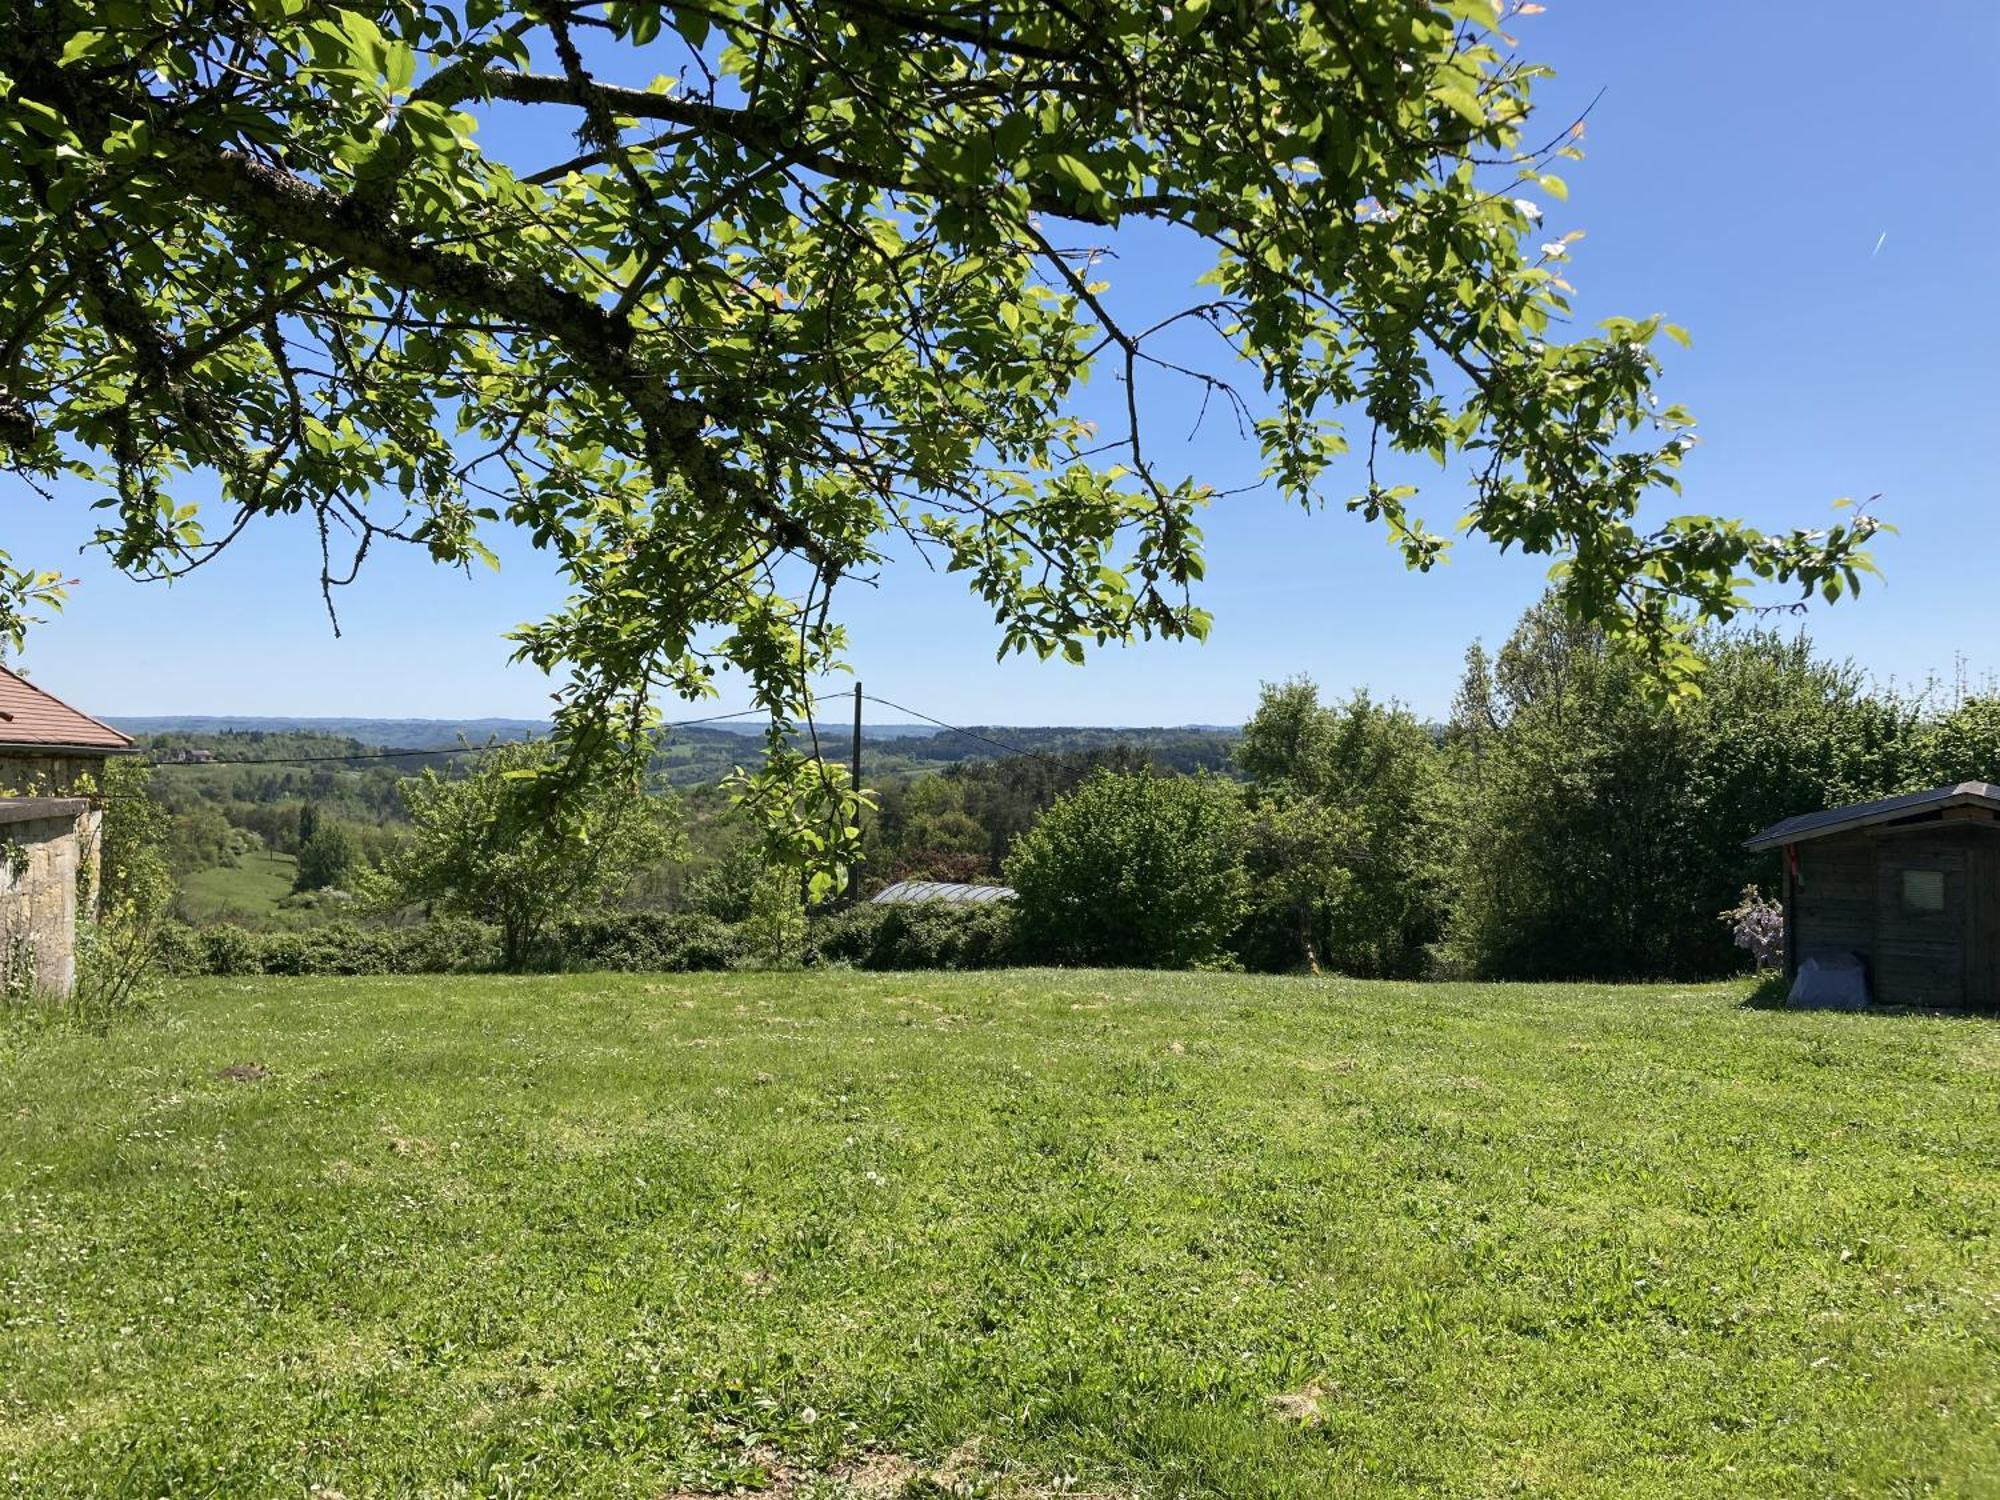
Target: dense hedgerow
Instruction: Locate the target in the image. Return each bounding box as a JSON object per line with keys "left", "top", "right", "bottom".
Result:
{"left": 551, "top": 912, "right": 747, "bottom": 973}
{"left": 153, "top": 903, "right": 1021, "bottom": 977}
{"left": 155, "top": 919, "right": 500, "bottom": 978}
{"left": 807, "top": 901, "right": 1019, "bottom": 970}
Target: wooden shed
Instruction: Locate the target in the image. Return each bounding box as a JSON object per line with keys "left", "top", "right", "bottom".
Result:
{"left": 1745, "top": 782, "right": 2000, "bottom": 1009}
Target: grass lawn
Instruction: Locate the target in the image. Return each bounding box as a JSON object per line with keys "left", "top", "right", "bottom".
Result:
{"left": 4, "top": 971, "right": 1998, "bottom": 1497}
{"left": 175, "top": 851, "right": 305, "bottom": 925}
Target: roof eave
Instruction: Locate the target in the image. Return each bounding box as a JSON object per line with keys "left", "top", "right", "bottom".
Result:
{"left": 1744, "top": 790, "right": 2000, "bottom": 853}
{"left": 0, "top": 740, "right": 136, "bottom": 756}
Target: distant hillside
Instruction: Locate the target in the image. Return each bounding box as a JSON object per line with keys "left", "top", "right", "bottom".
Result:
{"left": 121, "top": 717, "right": 1244, "bottom": 790}
{"left": 110, "top": 716, "right": 550, "bottom": 749}
{"left": 112, "top": 714, "right": 1240, "bottom": 755}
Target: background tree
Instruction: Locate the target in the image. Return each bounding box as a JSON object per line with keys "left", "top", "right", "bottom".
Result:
{"left": 1907, "top": 697, "right": 2000, "bottom": 789}
{"left": 1238, "top": 785, "right": 1362, "bottom": 974}
{"left": 1237, "top": 680, "right": 1449, "bottom": 977}
{"left": 292, "top": 820, "right": 359, "bottom": 893}
{"left": 375, "top": 741, "right": 680, "bottom": 968}
{"left": 1443, "top": 601, "right": 1907, "bottom": 980}
{"left": 0, "top": 0, "right": 1878, "bottom": 874}
{"left": 1004, "top": 770, "right": 1246, "bottom": 969}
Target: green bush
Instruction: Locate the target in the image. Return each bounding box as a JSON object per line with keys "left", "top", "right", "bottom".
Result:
{"left": 155, "top": 907, "right": 1028, "bottom": 979}
{"left": 808, "top": 901, "right": 1018, "bottom": 970}
{"left": 155, "top": 918, "right": 498, "bottom": 977}
{"left": 1004, "top": 770, "right": 1247, "bottom": 968}
{"left": 552, "top": 912, "right": 746, "bottom": 973}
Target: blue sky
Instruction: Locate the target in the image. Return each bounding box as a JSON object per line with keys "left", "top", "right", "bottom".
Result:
{"left": 12, "top": 0, "right": 1997, "bottom": 724}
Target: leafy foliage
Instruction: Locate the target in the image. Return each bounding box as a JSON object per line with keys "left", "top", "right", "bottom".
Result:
{"left": 741, "top": 865, "right": 808, "bottom": 969}
{"left": 292, "top": 820, "right": 359, "bottom": 892}
{"left": 807, "top": 900, "right": 1018, "bottom": 971}
{"left": 373, "top": 740, "right": 680, "bottom": 967}
{"left": 0, "top": 0, "right": 1880, "bottom": 875}
{"left": 1443, "top": 603, "right": 1909, "bottom": 980}
{"left": 155, "top": 916, "right": 499, "bottom": 977}
{"left": 70, "top": 757, "right": 175, "bottom": 1021}
{"left": 1004, "top": 770, "right": 1246, "bottom": 968}
{"left": 1236, "top": 681, "right": 1449, "bottom": 976}
{"left": 1721, "top": 886, "right": 1783, "bottom": 972}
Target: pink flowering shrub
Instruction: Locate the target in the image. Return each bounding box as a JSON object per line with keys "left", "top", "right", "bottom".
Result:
{"left": 1720, "top": 886, "right": 1783, "bottom": 971}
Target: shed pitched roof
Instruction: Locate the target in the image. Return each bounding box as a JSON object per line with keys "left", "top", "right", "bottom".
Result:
{"left": 1744, "top": 782, "right": 2000, "bottom": 852}
{"left": 870, "top": 880, "right": 1016, "bottom": 905}
{"left": 0, "top": 666, "right": 135, "bottom": 753}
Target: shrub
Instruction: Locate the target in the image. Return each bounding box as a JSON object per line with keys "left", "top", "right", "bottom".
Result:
{"left": 808, "top": 901, "right": 1018, "bottom": 970}
{"left": 152, "top": 921, "right": 210, "bottom": 978}
{"left": 200, "top": 923, "right": 264, "bottom": 976}
{"left": 1235, "top": 680, "right": 1451, "bottom": 978}
{"left": 375, "top": 741, "right": 681, "bottom": 969}
{"left": 1721, "top": 886, "right": 1784, "bottom": 971}
{"left": 396, "top": 917, "right": 503, "bottom": 974}
{"left": 156, "top": 918, "right": 499, "bottom": 977}
{"left": 71, "top": 757, "right": 177, "bottom": 1021}
{"left": 552, "top": 911, "right": 746, "bottom": 973}
{"left": 742, "top": 868, "right": 807, "bottom": 969}
{"left": 1004, "top": 770, "right": 1247, "bottom": 968}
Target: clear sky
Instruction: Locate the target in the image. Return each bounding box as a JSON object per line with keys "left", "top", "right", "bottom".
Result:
{"left": 11, "top": 1, "right": 1997, "bottom": 725}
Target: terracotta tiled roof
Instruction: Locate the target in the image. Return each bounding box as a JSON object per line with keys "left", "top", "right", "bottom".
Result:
{"left": 0, "top": 665, "right": 135, "bottom": 752}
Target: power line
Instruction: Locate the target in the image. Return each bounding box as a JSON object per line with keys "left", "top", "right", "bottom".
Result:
{"left": 859, "top": 693, "right": 1035, "bottom": 758}
{"left": 131, "top": 691, "right": 1048, "bottom": 772}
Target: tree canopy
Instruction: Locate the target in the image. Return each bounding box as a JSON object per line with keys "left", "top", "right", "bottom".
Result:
{"left": 1, "top": 0, "right": 1879, "bottom": 862}
{"left": 374, "top": 738, "right": 679, "bottom": 966}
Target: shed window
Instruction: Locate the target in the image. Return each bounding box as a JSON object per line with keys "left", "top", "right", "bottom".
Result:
{"left": 1902, "top": 868, "right": 1946, "bottom": 914}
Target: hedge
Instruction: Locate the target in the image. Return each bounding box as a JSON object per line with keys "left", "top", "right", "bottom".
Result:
{"left": 154, "top": 901, "right": 1019, "bottom": 977}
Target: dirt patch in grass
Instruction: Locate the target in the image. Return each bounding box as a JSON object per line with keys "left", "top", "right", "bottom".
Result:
{"left": 1266, "top": 1384, "right": 1325, "bottom": 1425}
{"left": 660, "top": 1446, "right": 1130, "bottom": 1499}
{"left": 659, "top": 1451, "right": 916, "bottom": 1499}
{"left": 217, "top": 1062, "right": 268, "bottom": 1082}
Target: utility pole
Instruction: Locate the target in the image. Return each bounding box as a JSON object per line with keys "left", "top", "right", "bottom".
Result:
{"left": 847, "top": 681, "right": 863, "bottom": 902}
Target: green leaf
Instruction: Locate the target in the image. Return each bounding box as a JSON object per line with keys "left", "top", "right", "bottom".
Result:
{"left": 1434, "top": 87, "right": 1485, "bottom": 127}
{"left": 1048, "top": 152, "right": 1104, "bottom": 197}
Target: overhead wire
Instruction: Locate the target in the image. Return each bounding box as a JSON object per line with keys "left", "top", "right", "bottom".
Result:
{"left": 134, "top": 691, "right": 1045, "bottom": 771}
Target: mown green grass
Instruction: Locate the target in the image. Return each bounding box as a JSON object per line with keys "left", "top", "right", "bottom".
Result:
{"left": 175, "top": 851, "right": 303, "bottom": 925}
{"left": 4, "top": 971, "right": 1998, "bottom": 1497}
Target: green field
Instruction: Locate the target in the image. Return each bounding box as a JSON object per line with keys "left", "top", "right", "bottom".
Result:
{"left": 4, "top": 971, "right": 1998, "bottom": 1496}
{"left": 174, "top": 850, "right": 304, "bottom": 924}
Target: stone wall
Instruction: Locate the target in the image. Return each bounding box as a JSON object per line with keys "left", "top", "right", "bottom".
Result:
{"left": 0, "top": 752, "right": 115, "bottom": 914}
{"left": 0, "top": 799, "right": 88, "bottom": 997}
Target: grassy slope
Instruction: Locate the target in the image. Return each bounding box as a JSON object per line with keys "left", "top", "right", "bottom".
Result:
{"left": 3, "top": 972, "right": 1998, "bottom": 1498}
{"left": 174, "top": 850, "right": 302, "bottom": 924}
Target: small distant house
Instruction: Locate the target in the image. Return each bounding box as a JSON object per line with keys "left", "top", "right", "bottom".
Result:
{"left": 870, "top": 880, "right": 1016, "bottom": 905}
{"left": 0, "top": 667, "right": 135, "bottom": 996}
{"left": 1745, "top": 783, "right": 2000, "bottom": 1009}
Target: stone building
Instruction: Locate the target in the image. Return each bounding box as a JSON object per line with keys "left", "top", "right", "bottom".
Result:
{"left": 0, "top": 667, "right": 134, "bottom": 996}
{"left": 0, "top": 662, "right": 136, "bottom": 803}
{"left": 0, "top": 797, "right": 91, "bottom": 996}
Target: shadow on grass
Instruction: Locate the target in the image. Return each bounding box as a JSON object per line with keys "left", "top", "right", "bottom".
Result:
{"left": 1737, "top": 972, "right": 1792, "bottom": 1010}
{"left": 1738, "top": 969, "right": 1995, "bottom": 1021}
